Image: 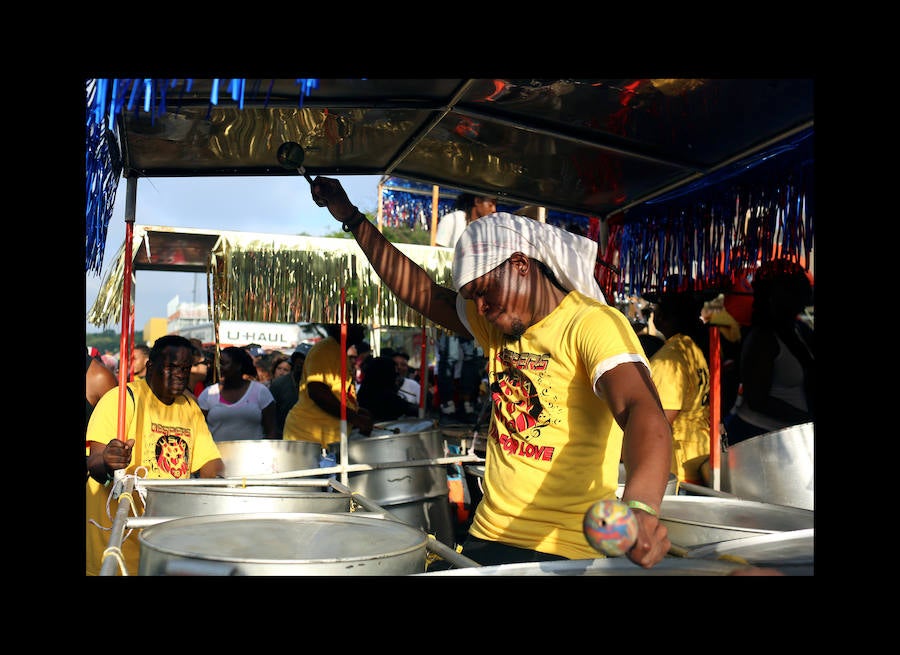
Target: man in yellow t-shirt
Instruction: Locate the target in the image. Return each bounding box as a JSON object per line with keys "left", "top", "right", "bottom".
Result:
{"left": 648, "top": 292, "right": 711, "bottom": 484}
{"left": 310, "top": 176, "right": 674, "bottom": 570}
{"left": 462, "top": 290, "right": 653, "bottom": 559}
{"left": 283, "top": 323, "right": 374, "bottom": 446}
{"left": 85, "top": 335, "right": 224, "bottom": 576}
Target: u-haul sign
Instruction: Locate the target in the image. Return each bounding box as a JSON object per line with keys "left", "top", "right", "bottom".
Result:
{"left": 177, "top": 321, "right": 303, "bottom": 350}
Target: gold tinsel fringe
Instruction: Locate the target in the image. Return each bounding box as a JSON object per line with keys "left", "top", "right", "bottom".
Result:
{"left": 88, "top": 228, "right": 455, "bottom": 330}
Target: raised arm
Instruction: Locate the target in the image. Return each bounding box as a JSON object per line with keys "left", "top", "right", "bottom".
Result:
{"left": 310, "top": 176, "right": 470, "bottom": 337}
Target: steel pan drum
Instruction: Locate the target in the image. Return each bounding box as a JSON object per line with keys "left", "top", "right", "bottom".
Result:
{"left": 687, "top": 528, "right": 814, "bottom": 573}
{"left": 138, "top": 512, "right": 428, "bottom": 576}
{"left": 215, "top": 440, "right": 323, "bottom": 477}
{"left": 381, "top": 495, "right": 455, "bottom": 547}
{"left": 659, "top": 496, "right": 814, "bottom": 548}
{"left": 617, "top": 463, "right": 678, "bottom": 498}
{"left": 143, "top": 485, "right": 352, "bottom": 518}
{"left": 722, "top": 422, "right": 814, "bottom": 510}
{"left": 466, "top": 464, "right": 485, "bottom": 480}
{"left": 347, "top": 422, "right": 446, "bottom": 504}
{"left": 420, "top": 557, "right": 745, "bottom": 576}
{"left": 374, "top": 418, "right": 437, "bottom": 434}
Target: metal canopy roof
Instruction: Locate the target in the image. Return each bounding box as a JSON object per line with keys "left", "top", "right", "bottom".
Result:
{"left": 113, "top": 78, "right": 814, "bottom": 219}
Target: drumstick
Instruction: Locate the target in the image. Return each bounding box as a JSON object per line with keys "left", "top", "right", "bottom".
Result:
{"left": 583, "top": 499, "right": 638, "bottom": 557}
{"left": 586, "top": 500, "right": 754, "bottom": 568}
{"left": 277, "top": 141, "right": 314, "bottom": 185}
{"left": 668, "top": 542, "right": 750, "bottom": 566}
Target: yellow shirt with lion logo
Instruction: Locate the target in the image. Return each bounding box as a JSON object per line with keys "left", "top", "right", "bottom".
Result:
{"left": 85, "top": 378, "right": 221, "bottom": 576}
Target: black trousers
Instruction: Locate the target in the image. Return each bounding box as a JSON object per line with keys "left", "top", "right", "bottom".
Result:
{"left": 438, "top": 536, "right": 567, "bottom": 569}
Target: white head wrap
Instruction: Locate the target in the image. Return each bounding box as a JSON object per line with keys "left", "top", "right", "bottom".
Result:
{"left": 451, "top": 212, "right": 607, "bottom": 305}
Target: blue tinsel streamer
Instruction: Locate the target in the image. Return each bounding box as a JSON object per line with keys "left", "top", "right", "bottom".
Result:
{"left": 86, "top": 78, "right": 322, "bottom": 274}
{"left": 85, "top": 79, "right": 121, "bottom": 275}
{"left": 613, "top": 128, "right": 815, "bottom": 297}
{"left": 380, "top": 176, "right": 592, "bottom": 233}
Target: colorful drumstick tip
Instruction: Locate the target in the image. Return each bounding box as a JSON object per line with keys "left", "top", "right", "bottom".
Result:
{"left": 583, "top": 499, "right": 638, "bottom": 557}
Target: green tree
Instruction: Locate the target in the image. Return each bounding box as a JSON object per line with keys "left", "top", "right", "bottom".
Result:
{"left": 318, "top": 212, "right": 432, "bottom": 245}
{"left": 86, "top": 329, "right": 145, "bottom": 355}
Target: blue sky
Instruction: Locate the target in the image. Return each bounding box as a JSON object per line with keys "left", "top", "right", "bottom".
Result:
{"left": 85, "top": 174, "right": 384, "bottom": 333}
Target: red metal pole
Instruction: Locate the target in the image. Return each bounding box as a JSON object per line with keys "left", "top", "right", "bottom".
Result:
{"left": 419, "top": 324, "right": 427, "bottom": 417}
{"left": 115, "top": 178, "right": 137, "bottom": 444}
{"left": 339, "top": 287, "right": 347, "bottom": 422}
{"left": 338, "top": 287, "right": 349, "bottom": 487}
{"left": 709, "top": 324, "right": 722, "bottom": 489}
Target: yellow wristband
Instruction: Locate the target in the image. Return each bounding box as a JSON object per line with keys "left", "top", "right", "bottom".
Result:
{"left": 625, "top": 500, "right": 659, "bottom": 517}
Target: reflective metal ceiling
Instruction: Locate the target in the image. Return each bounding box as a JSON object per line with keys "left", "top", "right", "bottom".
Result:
{"left": 114, "top": 78, "right": 814, "bottom": 219}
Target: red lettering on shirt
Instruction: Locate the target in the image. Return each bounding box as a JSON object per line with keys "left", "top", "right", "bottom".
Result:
{"left": 498, "top": 433, "right": 554, "bottom": 461}
{"left": 151, "top": 422, "right": 191, "bottom": 439}
{"left": 498, "top": 349, "right": 550, "bottom": 371}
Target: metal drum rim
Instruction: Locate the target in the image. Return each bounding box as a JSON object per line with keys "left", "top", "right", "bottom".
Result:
{"left": 146, "top": 485, "right": 349, "bottom": 499}
{"left": 660, "top": 496, "right": 814, "bottom": 516}
{"left": 138, "top": 512, "right": 429, "bottom": 564}
{"left": 349, "top": 430, "right": 441, "bottom": 445}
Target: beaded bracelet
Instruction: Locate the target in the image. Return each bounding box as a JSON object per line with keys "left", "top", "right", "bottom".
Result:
{"left": 625, "top": 499, "right": 659, "bottom": 517}
{"left": 341, "top": 209, "right": 366, "bottom": 232}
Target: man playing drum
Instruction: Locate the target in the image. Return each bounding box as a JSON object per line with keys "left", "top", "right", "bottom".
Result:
{"left": 307, "top": 177, "right": 673, "bottom": 568}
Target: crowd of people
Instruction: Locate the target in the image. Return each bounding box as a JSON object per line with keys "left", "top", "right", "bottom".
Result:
{"left": 86, "top": 180, "right": 813, "bottom": 576}
{"left": 88, "top": 323, "right": 485, "bottom": 449}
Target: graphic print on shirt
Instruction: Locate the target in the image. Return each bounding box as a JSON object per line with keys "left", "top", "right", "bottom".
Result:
{"left": 156, "top": 435, "right": 191, "bottom": 478}
{"left": 488, "top": 348, "right": 557, "bottom": 463}
{"left": 141, "top": 419, "right": 192, "bottom": 478}
{"left": 697, "top": 367, "right": 710, "bottom": 407}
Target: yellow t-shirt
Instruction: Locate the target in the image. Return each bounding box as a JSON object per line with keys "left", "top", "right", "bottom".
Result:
{"left": 283, "top": 337, "right": 359, "bottom": 446}
{"left": 706, "top": 306, "right": 742, "bottom": 343}
{"left": 85, "top": 378, "right": 221, "bottom": 576}
{"left": 649, "top": 333, "right": 710, "bottom": 483}
{"left": 465, "top": 290, "right": 648, "bottom": 560}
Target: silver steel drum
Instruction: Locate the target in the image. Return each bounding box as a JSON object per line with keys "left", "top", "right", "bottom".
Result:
{"left": 687, "top": 528, "right": 814, "bottom": 574}
{"left": 420, "top": 557, "right": 746, "bottom": 576}
{"left": 381, "top": 495, "right": 455, "bottom": 547}
{"left": 138, "top": 512, "right": 428, "bottom": 576}
{"left": 374, "top": 418, "right": 437, "bottom": 434}
{"left": 143, "top": 484, "right": 352, "bottom": 518}
{"left": 722, "top": 422, "right": 814, "bottom": 510}
{"left": 347, "top": 423, "right": 447, "bottom": 504}
{"left": 617, "top": 463, "right": 678, "bottom": 498}
{"left": 215, "top": 440, "right": 323, "bottom": 477}
{"left": 659, "top": 496, "right": 814, "bottom": 548}
{"left": 465, "top": 464, "right": 485, "bottom": 479}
